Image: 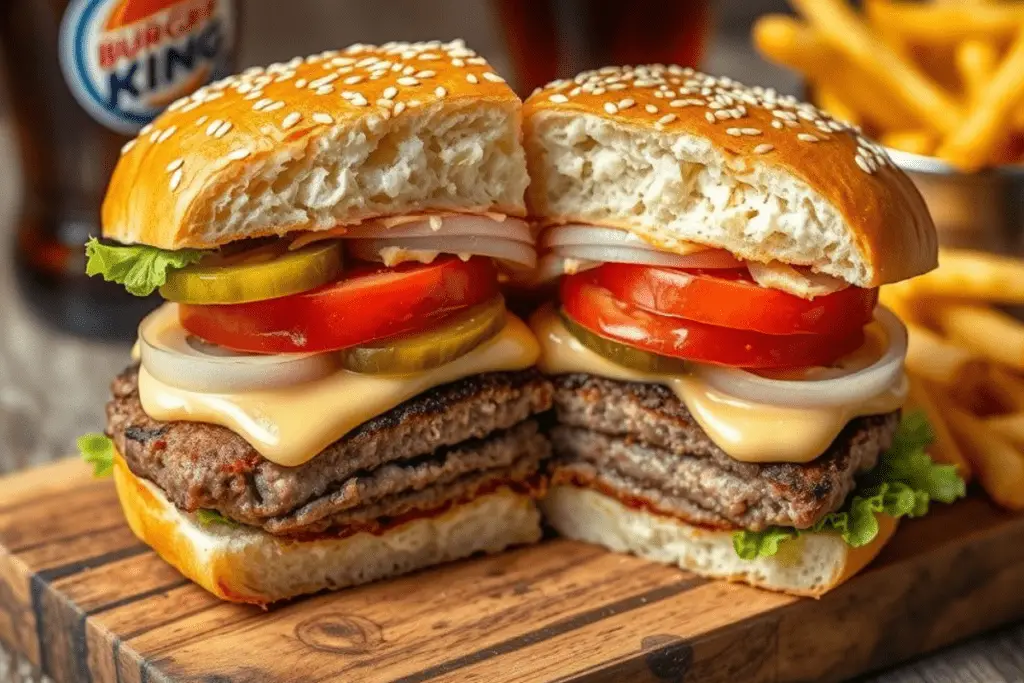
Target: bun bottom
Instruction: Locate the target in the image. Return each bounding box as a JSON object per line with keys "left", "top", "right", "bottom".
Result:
{"left": 113, "top": 454, "right": 542, "bottom": 605}
{"left": 541, "top": 485, "right": 897, "bottom": 598}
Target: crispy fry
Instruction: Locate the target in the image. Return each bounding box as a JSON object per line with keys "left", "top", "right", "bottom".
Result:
{"left": 815, "top": 87, "right": 860, "bottom": 127}
{"left": 904, "top": 320, "right": 986, "bottom": 388}
{"left": 944, "top": 402, "right": 1024, "bottom": 510}
{"left": 880, "top": 130, "right": 937, "bottom": 156}
{"left": 935, "top": 303, "right": 1024, "bottom": 370}
{"left": 864, "top": 0, "right": 1024, "bottom": 44}
{"left": 937, "top": 27, "right": 1024, "bottom": 170}
{"left": 986, "top": 413, "right": 1024, "bottom": 451}
{"left": 983, "top": 368, "right": 1024, "bottom": 413}
{"left": 956, "top": 39, "right": 999, "bottom": 102}
{"left": 878, "top": 281, "right": 922, "bottom": 323}
{"left": 752, "top": 15, "right": 912, "bottom": 130}
{"left": 905, "top": 248, "right": 1024, "bottom": 303}
{"left": 790, "top": 0, "right": 964, "bottom": 134}
{"left": 907, "top": 375, "right": 972, "bottom": 480}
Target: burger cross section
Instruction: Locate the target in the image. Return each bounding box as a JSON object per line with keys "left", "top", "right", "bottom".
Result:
{"left": 79, "top": 42, "right": 963, "bottom": 605}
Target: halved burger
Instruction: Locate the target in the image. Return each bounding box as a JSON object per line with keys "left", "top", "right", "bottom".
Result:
{"left": 79, "top": 41, "right": 551, "bottom": 605}
{"left": 523, "top": 65, "right": 965, "bottom": 596}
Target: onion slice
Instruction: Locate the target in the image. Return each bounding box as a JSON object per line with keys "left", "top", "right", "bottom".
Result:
{"left": 747, "top": 261, "right": 849, "bottom": 299}
{"left": 694, "top": 307, "right": 907, "bottom": 408}
{"left": 348, "top": 235, "right": 537, "bottom": 269}
{"left": 139, "top": 304, "right": 338, "bottom": 393}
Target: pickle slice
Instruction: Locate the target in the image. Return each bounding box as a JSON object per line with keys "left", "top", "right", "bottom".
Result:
{"left": 160, "top": 241, "right": 342, "bottom": 304}
{"left": 559, "top": 309, "right": 689, "bottom": 374}
{"left": 343, "top": 296, "right": 506, "bottom": 374}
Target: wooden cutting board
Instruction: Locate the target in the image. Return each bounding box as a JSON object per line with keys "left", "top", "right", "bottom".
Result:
{"left": 2, "top": 459, "right": 1024, "bottom": 683}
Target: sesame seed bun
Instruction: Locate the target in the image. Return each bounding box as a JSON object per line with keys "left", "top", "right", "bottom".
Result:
{"left": 523, "top": 66, "right": 937, "bottom": 287}
{"left": 102, "top": 40, "right": 529, "bottom": 250}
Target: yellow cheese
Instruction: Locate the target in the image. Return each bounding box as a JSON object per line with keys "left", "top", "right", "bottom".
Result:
{"left": 530, "top": 306, "right": 906, "bottom": 463}
{"left": 139, "top": 313, "right": 539, "bottom": 467}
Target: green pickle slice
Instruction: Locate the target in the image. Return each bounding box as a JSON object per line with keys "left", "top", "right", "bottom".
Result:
{"left": 343, "top": 296, "right": 507, "bottom": 374}
{"left": 160, "top": 241, "right": 343, "bottom": 304}
{"left": 559, "top": 309, "right": 689, "bottom": 374}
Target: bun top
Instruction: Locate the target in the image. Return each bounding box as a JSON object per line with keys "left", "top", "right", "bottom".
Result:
{"left": 103, "top": 40, "right": 529, "bottom": 250}
{"left": 523, "top": 65, "right": 937, "bottom": 287}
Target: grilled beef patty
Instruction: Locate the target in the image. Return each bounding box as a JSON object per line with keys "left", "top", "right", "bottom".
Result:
{"left": 107, "top": 366, "right": 553, "bottom": 534}
{"left": 549, "top": 374, "right": 899, "bottom": 530}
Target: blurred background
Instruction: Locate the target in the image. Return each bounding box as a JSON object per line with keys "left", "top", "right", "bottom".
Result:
{"left": 0, "top": 0, "right": 794, "bottom": 473}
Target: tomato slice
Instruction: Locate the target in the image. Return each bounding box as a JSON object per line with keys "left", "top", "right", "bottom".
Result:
{"left": 594, "top": 264, "right": 877, "bottom": 336}
{"left": 179, "top": 257, "right": 499, "bottom": 353}
{"left": 561, "top": 273, "right": 865, "bottom": 368}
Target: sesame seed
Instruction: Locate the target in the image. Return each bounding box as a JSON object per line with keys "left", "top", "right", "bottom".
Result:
{"left": 196, "top": 115, "right": 209, "bottom": 126}
{"left": 855, "top": 155, "right": 873, "bottom": 173}
{"left": 753, "top": 144, "right": 775, "bottom": 154}
{"left": 140, "top": 124, "right": 153, "bottom": 135}
{"left": 351, "top": 94, "right": 369, "bottom": 107}
{"left": 120, "top": 140, "right": 136, "bottom": 155}
{"left": 393, "top": 102, "right": 407, "bottom": 115}
{"left": 604, "top": 102, "right": 618, "bottom": 114}
{"left": 206, "top": 120, "right": 221, "bottom": 136}
{"left": 397, "top": 77, "right": 419, "bottom": 86}
{"left": 592, "top": 87, "right": 606, "bottom": 96}
{"left": 342, "top": 75, "right": 363, "bottom": 86}
{"left": 282, "top": 112, "right": 301, "bottom": 129}
{"left": 669, "top": 99, "right": 687, "bottom": 108}
{"left": 169, "top": 169, "right": 183, "bottom": 191}
{"left": 798, "top": 133, "right": 819, "bottom": 142}
{"left": 714, "top": 110, "right": 731, "bottom": 120}
{"left": 465, "top": 73, "right": 478, "bottom": 84}
{"left": 382, "top": 86, "right": 398, "bottom": 100}
{"left": 658, "top": 114, "right": 677, "bottom": 126}
{"left": 156, "top": 126, "right": 177, "bottom": 143}
{"left": 482, "top": 72, "right": 505, "bottom": 83}
{"left": 645, "top": 104, "right": 659, "bottom": 114}
{"left": 243, "top": 91, "right": 263, "bottom": 100}
{"left": 435, "top": 86, "right": 447, "bottom": 98}
{"left": 402, "top": 66, "right": 416, "bottom": 76}
{"left": 549, "top": 93, "right": 569, "bottom": 104}
{"left": 741, "top": 128, "right": 761, "bottom": 136}
{"left": 312, "top": 113, "right": 334, "bottom": 124}
{"left": 705, "top": 112, "right": 716, "bottom": 123}
{"left": 726, "top": 127, "right": 742, "bottom": 136}
{"left": 165, "top": 158, "right": 184, "bottom": 172}
{"left": 607, "top": 83, "right": 627, "bottom": 91}
{"left": 315, "top": 85, "right": 335, "bottom": 95}
{"left": 214, "top": 121, "right": 232, "bottom": 138}
{"left": 341, "top": 91, "right": 356, "bottom": 100}
{"left": 451, "top": 58, "right": 465, "bottom": 67}
{"left": 416, "top": 70, "right": 436, "bottom": 79}
{"left": 167, "top": 98, "right": 187, "bottom": 112}
{"left": 263, "top": 101, "right": 285, "bottom": 113}
{"left": 227, "top": 148, "right": 251, "bottom": 161}
{"left": 252, "top": 98, "right": 272, "bottom": 111}
{"left": 418, "top": 53, "right": 440, "bottom": 60}
{"left": 467, "top": 57, "right": 487, "bottom": 65}
{"left": 618, "top": 98, "right": 635, "bottom": 110}
{"left": 408, "top": 99, "right": 422, "bottom": 108}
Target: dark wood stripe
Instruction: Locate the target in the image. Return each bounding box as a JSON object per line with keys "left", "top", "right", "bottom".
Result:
{"left": 29, "top": 574, "right": 49, "bottom": 676}
{"left": 392, "top": 577, "right": 707, "bottom": 683}
{"left": 73, "top": 612, "right": 92, "bottom": 683}
{"left": 87, "top": 579, "right": 192, "bottom": 616}
{"left": 36, "top": 544, "right": 148, "bottom": 583}
{"left": 113, "top": 637, "right": 124, "bottom": 683}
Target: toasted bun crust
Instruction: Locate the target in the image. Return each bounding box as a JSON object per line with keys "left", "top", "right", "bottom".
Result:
{"left": 542, "top": 485, "right": 897, "bottom": 597}
{"left": 103, "top": 41, "right": 529, "bottom": 250}
{"left": 113, "top": 454, "right": 542, "bottom": 605}
{"left": 523, "top": 66, "right": 937, "bottom": 287}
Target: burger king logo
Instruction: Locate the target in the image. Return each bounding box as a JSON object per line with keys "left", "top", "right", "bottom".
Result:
{"left": 59, "top": 0, "right": 236, "bottom": 134}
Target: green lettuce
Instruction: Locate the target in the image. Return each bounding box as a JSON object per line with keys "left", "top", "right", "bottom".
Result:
{"left": 85, "top": 237, "right": 206, "bottom": 296}
{"left": 733, "top": 411, "right": 966, "bottom": 560}
{"left": 77, "top": 433, "right": 114, "bottom": 478}
{"left": 195, "top": 509, "right": 238, "bottom": 528}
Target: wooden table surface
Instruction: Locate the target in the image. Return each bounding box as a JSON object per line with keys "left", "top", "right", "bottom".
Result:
{"left": 0, "top": 14, "right": 1023, "bottom": 680}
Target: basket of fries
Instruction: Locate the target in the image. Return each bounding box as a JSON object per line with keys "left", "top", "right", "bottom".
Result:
{"left": 754, "top": 0, "right": 1024, "bottom": 253}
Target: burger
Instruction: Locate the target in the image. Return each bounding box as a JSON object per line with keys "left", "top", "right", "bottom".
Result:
{"left": 522, "top": 65, "right": 965, "bottom": 596}
{"left": 79, "top": 41, "right": 553, "bottom": 605}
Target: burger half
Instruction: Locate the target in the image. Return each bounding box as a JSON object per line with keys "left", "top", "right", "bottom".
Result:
{"left": 523, "top": 66, "right": 965, "bottom": 596}
{"left": 80, "top": 41, "right": 551, "bottom": 605}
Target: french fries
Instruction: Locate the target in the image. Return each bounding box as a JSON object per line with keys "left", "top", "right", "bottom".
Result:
{"left": 754, "top": 0, "right": 1024, "bottom": 168}
{"left": 788, "top": 0, "right": 964, "bottom": 134}
{"left": 937, "top": 26, "right": 1024, "bottom": 170}
{"left": 882, "top": 248, "right": 1024, "bottom": 511}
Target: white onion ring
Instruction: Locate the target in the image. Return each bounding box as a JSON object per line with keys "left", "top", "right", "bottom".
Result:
{"left": 348, "top": 235, "right": 537, "bottom": 269}
{"left": 550, "top": 244, "right": 743, "bottom": 269}
{"left": 139, "top": 304, "right": 338, "bottom": 393}
{"left": 694, "top": 307, "right": 907, "bottom": 408}
{"left": 343, "top": 215, "right": 534, "bottom": 243}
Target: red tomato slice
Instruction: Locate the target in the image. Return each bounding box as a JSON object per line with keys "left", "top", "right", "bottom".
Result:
{"left": 561, "top": 273, "right": 865, "bottom": 368}
{"left": 179, "top": 257, "right": 499, "bottom": 353}
{"left": 594, "top": 264, "right": 878, "bottom": 336}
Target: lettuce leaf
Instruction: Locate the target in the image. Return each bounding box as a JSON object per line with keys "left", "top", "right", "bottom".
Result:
{"left": 85, "top": 238, "right": 206, "bottom": 296}
{"left": 195, "top": 509, "right": 237, "bottom": 528}
{"left": 77, "top": 433, "right": 114, "bottom": 478}
{"left": 733, "top": 411, "right": 966, "bottom": 560}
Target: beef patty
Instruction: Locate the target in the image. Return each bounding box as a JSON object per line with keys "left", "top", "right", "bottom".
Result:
{"left": 107, "top": 366, "right": 553, "bottom": 534}
{"left": 549, "top": 374, "right": 899, "bottom": 530}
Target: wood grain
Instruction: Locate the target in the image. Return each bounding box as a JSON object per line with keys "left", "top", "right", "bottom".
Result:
{"left": 1, "top": 459, "right": 1024, "bottom": 683}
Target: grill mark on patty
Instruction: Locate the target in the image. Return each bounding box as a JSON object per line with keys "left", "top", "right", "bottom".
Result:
{"left": 106, "top": 365, "right": 553, "bottom": 530}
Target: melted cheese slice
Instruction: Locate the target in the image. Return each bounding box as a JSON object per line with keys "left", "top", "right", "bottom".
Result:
{"left": 139, "top": 314, "right": 540, "bottom": 467}
{"left": 530, "top": 306, "right": 906, "bottom": 463}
